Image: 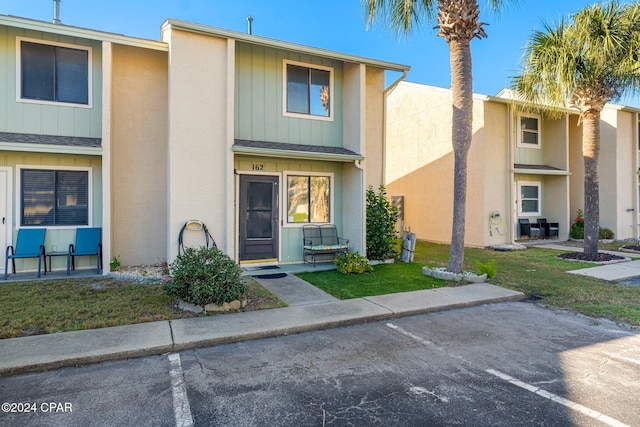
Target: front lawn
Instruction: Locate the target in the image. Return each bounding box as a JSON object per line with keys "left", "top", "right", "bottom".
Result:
{"left": 0, "top": 277, "right": 285, "bottom": 339}
{"left": 296, "top": 262, "right": 451, "bottom": 299}
{"left": 298, "top": 241, "right": 640, "bottom": 327}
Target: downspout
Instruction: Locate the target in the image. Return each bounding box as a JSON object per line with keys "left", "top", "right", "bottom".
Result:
{"left": 382, "top": 70, "right": 408, "bottom": 184}
{"left": 507, "top": 105, "right": 515, "bottom": 244}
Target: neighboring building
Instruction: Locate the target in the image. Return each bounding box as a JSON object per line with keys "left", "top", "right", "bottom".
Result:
{"left": 0, "top": 14, "right": 409, "bottom": 273}
{"left": 385, "top": 81, "right": 640, "bottom": 248}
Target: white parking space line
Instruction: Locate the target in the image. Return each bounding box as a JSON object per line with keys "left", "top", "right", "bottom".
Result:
{"left": 486, "top": 369, "right": 630, "bottom": 427}
{"left": 168, "top": 353, "right": 194, "bottom": 427}
{"left": 386, "top": 323, "right": 435, "bottom": 346}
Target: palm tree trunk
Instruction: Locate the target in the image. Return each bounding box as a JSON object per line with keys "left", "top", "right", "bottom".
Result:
{"left": 582, "top": 111, "right": 600, "bottom": 255}
{"left": 447, "top": 39, "right": 473, "bottom": 273}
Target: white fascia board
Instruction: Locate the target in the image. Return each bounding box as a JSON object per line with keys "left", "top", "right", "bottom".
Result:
{"left": 232, "top": 146, "right": 364, "bottom": 162}
{"left": 511, "top": 167, "right": 571, "bottom": 176}
{"left": 0, "top": 142, "right": 102, "bottom": 156}
{"left": 0, "top": 14, "right": 167, "bottom": 51}
{"left": 162, "top": 19, "right": 410, "bottom": 72}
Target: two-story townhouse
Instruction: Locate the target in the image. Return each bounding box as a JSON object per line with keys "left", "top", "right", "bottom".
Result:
{"left": 0, "top": 14, "right": 409, "bottom": 274}
{"left": 385, "top": 81, "right": 640, "bottom": 248}
{"left": 0, "top": 15, "right": 168, "bottom": 274}
{"left": 158, "top": 20, "right": 409, "bottom": 266}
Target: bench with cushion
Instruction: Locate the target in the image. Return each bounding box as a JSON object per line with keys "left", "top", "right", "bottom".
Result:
{"left": 303, "top": 224, "right": 349, "bottom": 266}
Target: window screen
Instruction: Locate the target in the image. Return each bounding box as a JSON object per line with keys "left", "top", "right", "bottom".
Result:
{"left": 21, "top": 169, "right": 89, "bottom": 226}
{"left": 21, "top": 41, "right": 89, "bottom": 105}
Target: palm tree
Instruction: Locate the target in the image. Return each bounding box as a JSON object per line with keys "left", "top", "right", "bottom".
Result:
{"left": 363, "top": 0, "right": 515, "bottom": 273}
{"left": 512, "top": 1, "right": 640, "bottom": 256}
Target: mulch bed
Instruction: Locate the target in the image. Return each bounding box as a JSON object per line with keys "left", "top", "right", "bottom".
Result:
{"left": 621, "top": 245, "right": 640, "bottom": 253}
{"left": 556, "top": 252, "right": 627, "bottom": 263}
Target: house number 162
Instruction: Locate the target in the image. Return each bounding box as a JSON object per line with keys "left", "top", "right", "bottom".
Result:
{"left": 252, "top": 163, "right": 264, "bottom": 171}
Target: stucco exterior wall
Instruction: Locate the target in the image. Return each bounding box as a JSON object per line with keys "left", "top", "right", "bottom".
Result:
{"left": 385, "top": 82, "right": 497, "bottom": 248}
{"left": 568, "top": 107, "right": 638, "bottom": 241}
{"left": 342, "top": 63, "right": 365, "bottom": 254}
{"left": 482, "top": 101, "right": 511, "bottom": 246}
{"left": 365, "top": 67, "right": 385, "bottom": 189}
{"left": 602, "top": 108, "right": 636, "bottom": 239}
{"left": 163, "top": 28, "right": 233, "bottom": 262}
{"left": 109, "top": 44, "right": 168, "bottom": 266}
{"left": 568, "top": 114, "right": 584, "bottom": 221}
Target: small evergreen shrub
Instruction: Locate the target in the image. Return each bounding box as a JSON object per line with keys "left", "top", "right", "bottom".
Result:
{"left": 475, "top": 259, "right": 497, "bottom": 279}
{"left": 599, "top": 227, "right": 614, "bottom": 240}
{"left": 164, "top": 247, "right": 245, "bottom": 307}
{"left": 334, "top": 251, "right": 373, "bottom": 274}
{"left": 570, "top": 209, "right": 615, "bottom": 240}
{"left": 570, "top": 209, "right": 584, "bottom": 239}
{"left": 366, "top": 185, "right": 399, "bottom": 261}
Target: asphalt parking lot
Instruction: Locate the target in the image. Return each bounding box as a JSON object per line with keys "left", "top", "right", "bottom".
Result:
{"left": 1, "top": 301, "right": 638, "bottom": 426}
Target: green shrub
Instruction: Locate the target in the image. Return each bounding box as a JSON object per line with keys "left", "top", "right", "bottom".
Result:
{"left": 570, "top": 209, "right": 615, "bottom": 240}
{"left": 366, "top": 185, "right": 399, "bottom": 261}
{"left": 110, "top": 256, "right": 121, "bottom": 272}
{"left": 334, "top": 251, "right": 373, "bottom": 274}
{"left": 475, "top": 259, "right": 497, "bottom": 279}
{"left": 599, "top": 227, "right": 614, "bottom": 240}
{"left": 569, "top": 209, "right": 584, "bottom": 239}
{"left": 164, "top": 247, "right": 245, "bottom": 307}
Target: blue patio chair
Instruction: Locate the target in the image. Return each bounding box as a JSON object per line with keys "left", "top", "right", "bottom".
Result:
{"left": 5, "top": 228, "right": 47, "bottom": 279}
{"left": 67, "top": 227, "right": 102, "bottom": 275}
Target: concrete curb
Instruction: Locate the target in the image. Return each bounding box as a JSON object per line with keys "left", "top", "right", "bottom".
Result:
{"left": 0, "top": 283, "right": 525, "bottom": 377}
{"left": 0, "top": 322, "right": 174, "bottom": 377}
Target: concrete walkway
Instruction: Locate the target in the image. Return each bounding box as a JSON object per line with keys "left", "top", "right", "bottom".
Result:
{"left": 0, "top": 274, "right": 524, "bottom": 377}
{"left": 532, "top": 242, "right": 640, "bottom": 282}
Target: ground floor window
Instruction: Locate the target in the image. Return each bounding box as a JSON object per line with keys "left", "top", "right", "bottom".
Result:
{"left": 20, "top": 167, "right": 90, "bottom": 226}
{"left": 518, "top": 181, "right": 541, "bottom": 216}
{"left": 286, "top": 174, "right": 331, "bottom": 223}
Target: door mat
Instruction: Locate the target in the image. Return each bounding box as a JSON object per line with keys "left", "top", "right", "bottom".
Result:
{"left": 254, "top": 273, "right": 288, "bottom": 279}
{"left": 245, "top": 265, "right": 281, "bottom": 271}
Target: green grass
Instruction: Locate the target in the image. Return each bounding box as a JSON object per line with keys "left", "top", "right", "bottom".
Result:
{"left": 0, "top": 277, "right": 285, "bottom": 339}
{"left": 297, "top": 262, "right": 452, "bottom": 299}
{"left": 297, "top": 241, "right": 640, "bottom": 327}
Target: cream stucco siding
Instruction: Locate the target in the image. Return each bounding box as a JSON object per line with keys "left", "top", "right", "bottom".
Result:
{"left": 109, "top": 43, "right": 168, "bottom": 266}
{"left": 385, "top": 82, "right": 495, "bottom": 248}
{"left": 482, "top": 101, "right": 511, "bottom": 246}
{"left": 365, "top": 67, "right": 385, "bottom": 189}
{"left": 163, "top": 27, "right": 233, "bottom": 262}
{"left": 569, "top": 107, "right": 637, "bottom": 240}
{"left": 342, "top": 63, "right": 366, "bottom": 254}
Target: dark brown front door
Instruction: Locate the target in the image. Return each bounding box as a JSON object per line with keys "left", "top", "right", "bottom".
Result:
{"left": 239, "top": 175, "right": 279, "bottom": 261}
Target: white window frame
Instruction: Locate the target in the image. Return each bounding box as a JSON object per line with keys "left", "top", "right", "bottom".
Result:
{"left": 282, "top": 171, "right": 334, "bottom": 228}
{"left": 517, "top": 114, "right": 541, "bottom": 149}
{"left": 518, "top": 181, "right": 541, "bottom": 217}
{"left": 16, "top": 165, "right": 93, "bottom": 229}
{"left": 16, "top": 37, "right": 93, "bottom": 108}
{"left": 282, "top": 59, "right": 334, "bottom": 122}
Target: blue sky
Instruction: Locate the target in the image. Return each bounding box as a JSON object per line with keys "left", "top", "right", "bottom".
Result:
{"left": 2, "top": 0, "right": 639, "bottom": 107}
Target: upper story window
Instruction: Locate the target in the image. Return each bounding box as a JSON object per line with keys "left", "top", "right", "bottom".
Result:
{"left": 19, "top": 167, "right": 91, "bottom": 227}
{"left": 283, "top": 60, "right": 333, "bottom": 121}
{"left": 18, "top": 38, "right": 91, "bottom": 107}
{"left": 518, "top": 114, "right": 541, "bottom": 148}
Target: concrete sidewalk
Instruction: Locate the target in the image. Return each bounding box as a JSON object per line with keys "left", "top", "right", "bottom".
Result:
{"left": 568, "top": 259, "right": 640, "bottom": 281}
{"left": 0, "top": 276, "right": 524, "bottom": 377}
{"left": 533, "top": 242, "right": 640, "bottom": 282}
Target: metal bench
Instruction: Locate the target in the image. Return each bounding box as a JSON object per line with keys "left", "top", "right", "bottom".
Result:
{"left": 302, "top": 224, "right": 348, "bottom": 266}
